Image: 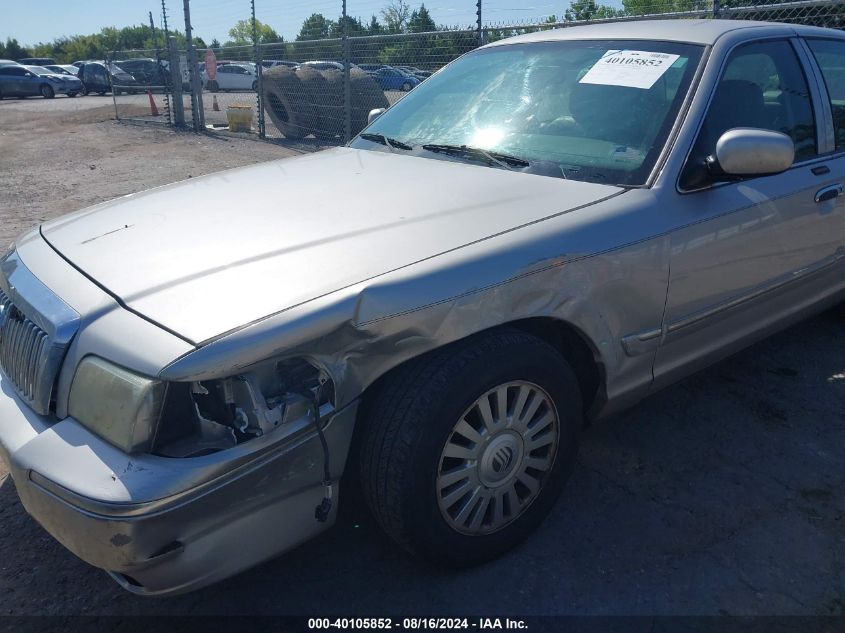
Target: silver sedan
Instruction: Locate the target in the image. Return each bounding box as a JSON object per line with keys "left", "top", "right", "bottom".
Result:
{"left": 1, "top": 19, "right": 844, "bottom": 595}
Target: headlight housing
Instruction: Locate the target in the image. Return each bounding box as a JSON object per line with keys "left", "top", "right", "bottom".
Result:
{"left": 68, "top": 356, "right": 166, "bottom": 454}
{"left": 68, "top": 355, "right": 334, "bottom": 457}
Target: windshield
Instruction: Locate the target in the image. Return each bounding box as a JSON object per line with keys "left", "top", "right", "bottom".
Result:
{"left": 352, "top": 40, "right": 703, "bottom": 185}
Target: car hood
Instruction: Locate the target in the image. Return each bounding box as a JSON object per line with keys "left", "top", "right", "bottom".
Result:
{"left": 40, "top": 147, "right": 620, "bottom": 344}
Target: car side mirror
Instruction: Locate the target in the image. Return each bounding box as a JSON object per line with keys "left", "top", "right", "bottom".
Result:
{"left": 368, "top": 108, "right": 386, "bottom": 125}
{"left": 707, "top": 128, "right": 795, "bottom": 181}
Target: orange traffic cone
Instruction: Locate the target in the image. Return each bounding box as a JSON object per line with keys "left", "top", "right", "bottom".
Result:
{"left": 213, "top": 95, "right": 220, "bottom": 111}
{"left": 147, "top": 89, "right": 159, "bottom": 116}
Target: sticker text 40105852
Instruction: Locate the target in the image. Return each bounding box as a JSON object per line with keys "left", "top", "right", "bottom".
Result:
{"left": 579, "top": 50, "right": 681, "bottom": 89}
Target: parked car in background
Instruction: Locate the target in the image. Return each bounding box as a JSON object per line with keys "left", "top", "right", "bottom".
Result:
{"left": 261, "top": 60, "right": 299, "bottom": 69}
{"left": 44, "top": 64, "right": 79, "bottom": 77}
{"left": 0, "top": 64, "right": 82, "bottom": 98}
{"left": 395, "top": 65, "right": 433, "bottom": 79}
{"left": 371, "top": 66, "right": 420, "bottom": 91}
{"left": 114, "top": 58, "right": 167, "bottom": 88}
{"left": 24, "top": 66, "right": 84, "bottom": 97}
{"left": 302, "top": 60, "right": 360, "bottom": 72}
{"left": 17, "top": 57, "right": 56, "bottom": 66}
{"left": 0, "top": 59, "right": 20, "bottom": 67}
{"left": 202, "top": 62, "right": 258, "bottom": 92}
{"left": 359, "top": 63, "right": 388, "bottom": 73}
{"left": 77, "top": 61, "right": 138, "bottom": 95}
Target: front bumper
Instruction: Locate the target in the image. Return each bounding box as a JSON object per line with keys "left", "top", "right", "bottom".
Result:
{"left": 52, "top": 81, "right": 82, "bottom": 94}
{"left": 0, "top": 372, "right": 358, "bottom": 596}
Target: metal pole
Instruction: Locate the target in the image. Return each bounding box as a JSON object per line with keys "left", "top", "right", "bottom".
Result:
{"left": 713, "top": 0, "right": 721, "bottom": 18}
{"left": 476, "top": 0, "right": 483, "bottom": 46}
{"left": 168, "top": 36, "right": 186, "bottom": 127}
{"left": 108, "top": 51, "right": 120, "bottom": 120}
{"left": 150, "top": 11, "right": 171, "bottom": 125}
{"left": 342, "top": 0, "right": 352, "bottom": 143}
{"left": 183, "top": 0, "right": 205, "bottom": 131}
{"left": 251, "top": 0, "right": 265, "bottom": 137}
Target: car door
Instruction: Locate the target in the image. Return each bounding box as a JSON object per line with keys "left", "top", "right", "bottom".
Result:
{"left": 231, "top": 65, "right": 252, "bottom": 90}
{"left": 18, "top": 68, "right": 41, "bottom": 96}
{"left": 652, "top": 37, "right": 845, "bottom": 387}
{"left": 804, "top": 36, "right": 845, "bottom": 243}
{"left": 0, "top": 67, "right": 18, "bottom": 96}
{"left": 216, "top": 65, "right": 233, "bottom": 90}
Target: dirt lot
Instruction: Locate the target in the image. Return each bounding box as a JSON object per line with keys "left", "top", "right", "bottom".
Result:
{"left": 0, "top": 97, "right": 844, "bottom": 618}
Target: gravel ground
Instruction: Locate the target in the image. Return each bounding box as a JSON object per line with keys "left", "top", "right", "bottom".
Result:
{"left": 0, "top": 97, "right": 843, "bottom": 618}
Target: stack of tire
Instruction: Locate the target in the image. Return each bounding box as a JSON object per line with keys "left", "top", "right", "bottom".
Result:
{"left": 262, "top": 65, "right": 388, "bottom": 140}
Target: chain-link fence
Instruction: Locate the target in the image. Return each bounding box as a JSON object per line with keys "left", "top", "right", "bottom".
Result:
{"left": 109, "top": 0, "right": 845, "bottom": 143}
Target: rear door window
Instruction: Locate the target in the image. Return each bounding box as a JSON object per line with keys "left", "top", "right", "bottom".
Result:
{"left": 805, "top": 38, "right": 845, "bottom": 150}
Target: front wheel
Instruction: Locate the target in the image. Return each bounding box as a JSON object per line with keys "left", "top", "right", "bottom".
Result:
{"left": 40, "top": 84, "right": 55, "bottom": 99}
{"left": 359, "top": 329, "right": 582, "bottom": 566}
{"left": 402, "top": 81, "right": 411, "bottom": 92}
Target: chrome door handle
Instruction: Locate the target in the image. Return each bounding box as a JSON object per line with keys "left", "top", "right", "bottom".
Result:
{"left": 815, "top": 184, "right": 843, "bottom": 203}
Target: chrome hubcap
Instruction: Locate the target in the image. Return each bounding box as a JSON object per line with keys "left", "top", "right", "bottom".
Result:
{"left": 436, "top": 381, "right": 559, "bottom": 535}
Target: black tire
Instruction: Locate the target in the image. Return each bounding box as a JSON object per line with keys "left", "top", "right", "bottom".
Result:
{"left": 402, "top": 81, "right": 411, "bottom": 92}
{"left": 252, "top": 80, "right": 257, "bottom": 91}
{"left": 67, "top": 92, "right": 77, "bottom": 97}
{"left": 359, "top": 329, "right": 582, "bottom": 567}
{"left": 295, "top": 65, "right": 331, "bottom": 138}
{"left": 262, "top": 66, "right": 309, "bottom": 139}
{"left": 98, "top": 91, "right": 106, "bottom": 96}
{"left": 40, "top": 84, "right": 55, "bottom": 99}
{"left": 350, "top": 68, "right": 389, "bottom": 135}
{"left": 79, "top": 84, "right": 88, "bottom": 96}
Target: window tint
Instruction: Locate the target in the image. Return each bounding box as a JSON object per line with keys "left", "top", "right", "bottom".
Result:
{"left": 682, "top": 40, "right": 816, "bottom": 188}
{"left": 806, "top": 38, "right": 845, "bottom": 150}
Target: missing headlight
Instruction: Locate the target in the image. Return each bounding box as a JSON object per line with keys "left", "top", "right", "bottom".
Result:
{"left": 153, "top": 358, "right": 335, "bottom": 458}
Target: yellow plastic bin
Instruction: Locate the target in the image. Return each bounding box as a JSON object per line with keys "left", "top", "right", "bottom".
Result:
{"left": 226, "top": 104, "right": 254, "bottom": 133}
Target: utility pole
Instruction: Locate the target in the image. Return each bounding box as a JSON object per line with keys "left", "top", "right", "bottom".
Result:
{"left": 476, "top": 0, "right": 483, "bottom": 46}
{"left": 251, "top": 0, "right": 265, "bottom": 136}
{"left": 342, "top": 0, "right": 352, "bottom": 142}
{"left": 183, "top": 0, "right": 205, "bottom": 130}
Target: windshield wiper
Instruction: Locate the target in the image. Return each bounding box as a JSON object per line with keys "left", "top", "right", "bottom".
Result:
{"left": 359, "top": 133, "right": 413, "bottom": 151}
{"left": 421, "top": 144, "right": 530, "bottom": 170}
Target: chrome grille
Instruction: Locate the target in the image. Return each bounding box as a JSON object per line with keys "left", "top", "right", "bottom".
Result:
{"left": 0, "top": 250, "right": 80, "bottom": 416}
{"left": 0, "top": 288, "right": 51, "bottom": 405}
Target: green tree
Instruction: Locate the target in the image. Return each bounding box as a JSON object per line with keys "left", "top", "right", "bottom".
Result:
{"left": 0, "top": 37, "right": 29, "bottom": 60}
{"left": 227, "top": 18, "right": 280, "bottom": 45}
{"left": 367, "top": 15, "right": 384, "bottom": 36}
{"left": 565, "top": 0, "right": 621, "bottom": 21}
{"left": 297, "top": 13, "right": 333, "bottom": 40}
{"left": 381, "top": 0, "right": 411, "bottom": 33}
{"left": 329, "top": 15, "right": 367, "bottom": 38}
{"left": 408, "top": 4, "right": 437, "bottom": 33}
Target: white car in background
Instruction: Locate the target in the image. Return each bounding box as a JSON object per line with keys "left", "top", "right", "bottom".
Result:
{"left": 201, "top": 63, "right": 258, "bottom": 92}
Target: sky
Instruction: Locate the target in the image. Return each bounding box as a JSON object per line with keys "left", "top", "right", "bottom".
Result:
{"left": 3, "top": 0, "right": 625, "bottom": 46}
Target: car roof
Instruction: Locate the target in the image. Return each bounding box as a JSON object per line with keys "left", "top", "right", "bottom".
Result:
{"left": 484, "top": 18, "right": 845, "bottom": 47}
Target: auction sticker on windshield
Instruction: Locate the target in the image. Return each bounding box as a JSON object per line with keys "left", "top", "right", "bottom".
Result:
{"left": 579, "top": 50, "right": 680, "bottom": 89}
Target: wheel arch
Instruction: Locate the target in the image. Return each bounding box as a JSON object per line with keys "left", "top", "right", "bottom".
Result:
{"left": 358, "top": 316, "right": 605, "bottom": 424}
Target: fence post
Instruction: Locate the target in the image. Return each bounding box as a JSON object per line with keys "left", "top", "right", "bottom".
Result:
{"left": 713, "top": 0, "right": 721, "bottom": 18}
{"left": 108, "top": 51, "right": 120, "bottom": 120}
{"left": 476, "top": 0, "right": 483, "bottom": 46}
{"left": 183, "top": 0, "right": 205, "bottom": 131}
{"left": 342, "top": 0, "right": 352, "bottom": 143}
{"left": 168, "top": 36, "right": 186, "bottom": 127}
{"left": 150, "top": 11, "right": 171, "bottom": 125}
{"left": 251, "top": 0, "right": 265, "bottom": 137}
